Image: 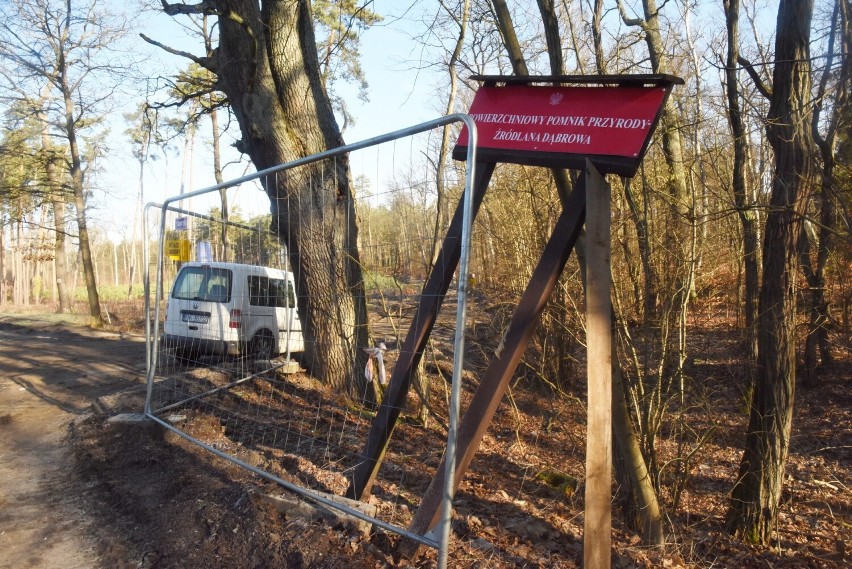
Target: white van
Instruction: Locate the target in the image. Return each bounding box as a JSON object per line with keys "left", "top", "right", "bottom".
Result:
{"left": 162, "top": 262, "right": 304, "bottom": 359}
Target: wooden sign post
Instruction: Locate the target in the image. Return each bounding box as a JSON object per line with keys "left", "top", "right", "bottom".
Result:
{"left": 351, "top": 74, "right": 681, "bottom": 568}
{"left": 454, "top": 75, "right": 678, "bottom": 569}
{"left": 584, "top": 159, "right": 612, "bottom": 569}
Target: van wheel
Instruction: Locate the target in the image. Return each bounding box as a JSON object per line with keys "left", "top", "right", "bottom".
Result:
{"left": 249, "top": 330, "right": 275, "bottom": 360}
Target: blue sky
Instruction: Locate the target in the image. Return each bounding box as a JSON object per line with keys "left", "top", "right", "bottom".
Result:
{"left": 94, "top": 0, "right": 783, "bottom": 241}
{"left": 96, "top": 1, "right": 445, "bottom": 240}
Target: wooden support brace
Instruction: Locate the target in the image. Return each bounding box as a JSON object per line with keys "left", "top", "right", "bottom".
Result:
{"left": 404, "top": 176, "right": 587, "bottom": 543}
{"left": 345, "top": 162, "right": 496, "bottom": 501}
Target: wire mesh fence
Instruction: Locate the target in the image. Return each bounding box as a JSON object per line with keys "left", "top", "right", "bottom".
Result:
{"left": 143, "top": 116, "right": 478, "bottom": 561}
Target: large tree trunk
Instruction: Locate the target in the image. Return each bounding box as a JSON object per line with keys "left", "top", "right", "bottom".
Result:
{"left": 727, "top": 0, "right": 814, "bottom": 544}
{"left": 164, "top": 0, "right": 370, "bottom": 395}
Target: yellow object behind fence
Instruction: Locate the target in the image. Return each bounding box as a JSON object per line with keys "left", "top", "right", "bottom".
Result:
{"left": 166, "top": 239, "right": 191, "bottom": 261}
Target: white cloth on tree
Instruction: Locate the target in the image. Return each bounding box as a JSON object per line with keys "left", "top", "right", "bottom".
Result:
{"left": 363, "top": 343, "right": 388, "bottom": 385}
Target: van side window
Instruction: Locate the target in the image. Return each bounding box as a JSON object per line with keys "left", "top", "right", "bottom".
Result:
{"left": 248, "top": 276, "right": 270, "bottom": 306}
{"left": 249, "top": 275, "right": 294, "bottom": 308}
{"left": 270, "top": 278, "right": 295, "bottom": 308}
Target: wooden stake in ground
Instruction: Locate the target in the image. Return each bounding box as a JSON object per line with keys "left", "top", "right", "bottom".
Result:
{"left": 584, "top": 160, "right": 612, "bottom": 569}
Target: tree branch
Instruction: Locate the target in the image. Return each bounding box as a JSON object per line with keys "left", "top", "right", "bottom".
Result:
{"left": 616, "top": 0, "right": 646, "bottom": 29}
{"left": 139, "top": 33, "right": 216, "bottom": 74}
{"left": 160, "top": 0, "right": 219, "bottom": 16}
{"left": 737, "top": 55, "right": 772, "bottom": 99}
{"left": 811, "top": 0, "right": 844, "bottom": 152}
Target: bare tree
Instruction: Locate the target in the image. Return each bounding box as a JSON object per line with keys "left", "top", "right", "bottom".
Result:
{"left": 616, "top": 0, "right": 695, "bottom": 391}
{"left": 35, "top": 83, "right": 74, "bottom": 313}
{"left": 149, "top": 13, "right": 233, "bottom": 260}
{"left": 0, "top": 0, "right": 132, "bottom": 328}
{"left": 727, "top": 0, "right": 816, "bottom": 544}
{"left": 124, "top": 104, "right": 155, "bottom": 298}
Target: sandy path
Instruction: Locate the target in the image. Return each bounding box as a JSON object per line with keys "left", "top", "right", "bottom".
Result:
{"left": 0, "top": 322, "right": 146, "bottom": 569}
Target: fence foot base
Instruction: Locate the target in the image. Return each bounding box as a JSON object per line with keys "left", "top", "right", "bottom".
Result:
{"left": 108, "top": 413, "right": 150, "bottom": 424}
{"left": 257, "top": 490, "right": 377, "bottom": 535}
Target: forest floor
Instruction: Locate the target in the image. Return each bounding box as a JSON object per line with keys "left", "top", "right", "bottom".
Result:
{"left": 0, "top": 301, "right": 849, "bottom": 568}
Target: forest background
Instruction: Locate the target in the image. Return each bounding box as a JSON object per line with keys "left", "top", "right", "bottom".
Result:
{"left": 0, "top": 0, "right": 849, "bottom": 563}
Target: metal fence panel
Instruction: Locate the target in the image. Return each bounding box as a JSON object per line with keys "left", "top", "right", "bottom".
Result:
{"left": 143, "top": 115, "right": 478, "bottom": 564}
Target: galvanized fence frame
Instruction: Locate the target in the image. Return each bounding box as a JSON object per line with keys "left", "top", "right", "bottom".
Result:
{"left": 143, "top": 114, "right": 478, "bottom": 565}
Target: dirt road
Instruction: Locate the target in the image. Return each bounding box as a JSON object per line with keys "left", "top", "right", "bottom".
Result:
{"left": 0, "top": 313, "right": 847, "bottom": 569}
{"left": 0, "top": 317, "right": 387, "bottom": 569}
{"left": 0, "top": 318, "right": 147, "bottom": 569}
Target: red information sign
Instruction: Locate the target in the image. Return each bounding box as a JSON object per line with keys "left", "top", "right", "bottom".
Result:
{"left": 454, "top": 79, "right": 675, "bottom": 176}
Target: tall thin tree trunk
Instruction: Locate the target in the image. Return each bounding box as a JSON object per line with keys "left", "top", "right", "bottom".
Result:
{"left": 415, "top": 0, "right": 471, "bottom": 424}
{"left": 619, "top": 0, "right": 693, "bottom": 382}
{"left": 802, "top": 0, "right": 847, "bottom": 378}
{"left": 727, "top": 0, "right": 814, "bottom": 544}
{"left": 624, "top": 175, "right": 656, "bottom": 320}
{"left": 52, "top": 199, "right": 72, "bottom": 312}
{"left": 111, "top": 241, "right": 118, "bottom": 286}
{"left": 210, "top": 106, "right": 230, "bottom": 261}
{"left": 14, "top": 220, "right": 24, "bottom": 305}
{"left": 58, "top": 35, "right": 101, "bottom": 327}
{"left": 39, "top": 84, "right": 72, "bottom": 314}
{"left": 127, "top": 123, "right": 148, "bottom": 298}
{"left": 724, "top": 0, "right": 760, "bottom": 363}
{"left": 0, "top": 223, "right": 5, "bottom": 306}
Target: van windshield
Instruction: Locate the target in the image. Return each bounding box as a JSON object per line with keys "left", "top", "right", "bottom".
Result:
{"left": 171, "top": 266, "right": 232, "bottom": 303}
